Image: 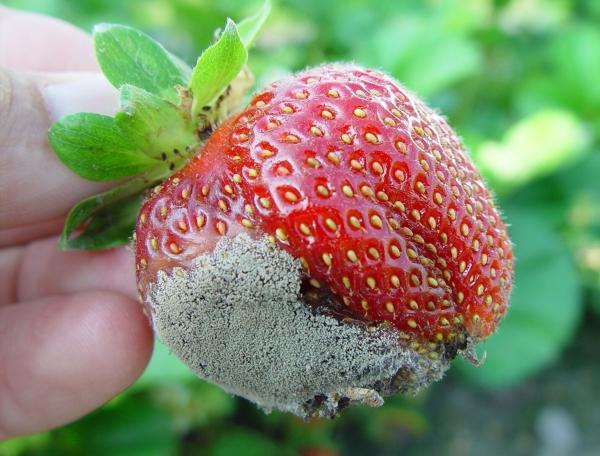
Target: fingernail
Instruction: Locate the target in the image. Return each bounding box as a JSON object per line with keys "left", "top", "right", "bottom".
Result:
{"left": 40, "top": 72, "right": 119, "bottom": 122}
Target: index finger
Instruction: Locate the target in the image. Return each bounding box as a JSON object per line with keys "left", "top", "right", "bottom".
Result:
{"left": 0, "top": 6, "right": 98, "bottom": 72}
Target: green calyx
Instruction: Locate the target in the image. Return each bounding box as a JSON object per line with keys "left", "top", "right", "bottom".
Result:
{"left": 49, "top": 1, "right": 271, "bottom": 250}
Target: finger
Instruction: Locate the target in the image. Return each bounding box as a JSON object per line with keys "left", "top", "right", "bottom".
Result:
{"left": 0, "top": 67, "right": 118, "bottom": 243}
{"left": 0, "top": 235, "right": 136, "bottom": 306}
{"left": 0, "top": 6, "right": 98, "bottom": 72}
{"left": 0, "top": 290, "right": 153, "bottom": 440}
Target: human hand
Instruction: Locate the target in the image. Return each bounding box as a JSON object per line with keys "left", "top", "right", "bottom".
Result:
{"left": 0, "top": 7, "right": 153, "bottom": 440}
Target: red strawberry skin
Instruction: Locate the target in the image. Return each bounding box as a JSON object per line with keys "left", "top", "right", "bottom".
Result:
{"left": 135, "top": 64, "right": 513, "bottom": 346}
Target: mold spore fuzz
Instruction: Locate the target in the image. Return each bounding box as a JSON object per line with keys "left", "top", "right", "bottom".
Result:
{"left": 148, "top": 233, "right": 448, "bottom": 418}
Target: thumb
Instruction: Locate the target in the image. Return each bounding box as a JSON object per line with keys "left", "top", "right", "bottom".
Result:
{"left": 0, "top": 68, "right": 118, "bottom": 244}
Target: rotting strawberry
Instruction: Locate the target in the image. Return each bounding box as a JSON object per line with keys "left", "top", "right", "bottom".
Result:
{"left": 135, "top": 63, "right": 513, "bottom": 354}
{"left": 50, "top": 7, "right": 513, "bottom": 418}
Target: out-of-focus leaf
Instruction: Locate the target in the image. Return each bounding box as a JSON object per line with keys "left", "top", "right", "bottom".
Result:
{"left": 476, "top": 110, "right": 590, "bottom": 191}
{"left": 455, "top": 205, "right": 582, "bottom": 388}
{"left": 56, "top": 396, "right": 178, "bottom": 456}
{"left": 357, "top": 16, "right": 482, "bottom": 97}
{"left": 209, "top": 429, "right": 284, "bottom": 456}
{"left": 135, "top": 340, "right": 196, "bottom": 388}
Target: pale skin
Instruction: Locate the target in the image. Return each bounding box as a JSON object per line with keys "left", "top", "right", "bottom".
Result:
{"left": 0, "top": 7, "right": 154, "bottom": 440}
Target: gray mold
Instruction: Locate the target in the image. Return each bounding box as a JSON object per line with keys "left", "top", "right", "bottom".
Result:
{"left": 148, "top": 234, "right": 448, "bottom": 418}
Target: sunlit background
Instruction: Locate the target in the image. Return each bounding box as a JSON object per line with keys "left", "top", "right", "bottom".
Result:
{"left": 2, "top": 0, "right": 600, "bottom": 454}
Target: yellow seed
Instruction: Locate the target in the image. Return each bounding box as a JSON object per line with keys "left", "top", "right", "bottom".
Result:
{"left": 299, "top": 223, "right": 311, "bottom": 236}
{"left": 343, "top": 296, "right": 351, "bottom": 305}
{"left": 385, "top": 302, "right": 395, "bottom": 313}
{"left": 390, "top": 244, "right": 401, "bottom": 258}
{"left": 366, "top": 277, "right": 376, "bottom": 289}
{"left": 241, "top": 218, "right": 254, "bottom": 228}
{"left": 481, "top": 254, "right": 488, "bottom": 265}
{"left": 247, "top": 168, "right": 258, "bottom": 178}
{"left": 326, "top": 152, "right": 340, "bottom": 164}
{"left": 346, "top": 250, "right": 358, "bottom": 262}
{"left": 433, "top": 149, "right": 442, "bottom": 161}
{"left": 342, "top": 185, "right": 354, "bottom": 197}
{"left": 370, "top": 214, "right": 383, "bottom": 228}
{"left": 376, "top": 191, "right": 388, "bottom": 201}
{"left": 428, "top": 217, "right": 437, "bottom": 230}
{"left": 440, "top": 317, "right": 450, "bottom": 326}
{"left": 473, "top": 314, "right": 481, "bottom": 323}
{"left": 407, "top": 319, "right": 418, "bottom": 328}
{"left": 477, "top": 284, "right": 484, "bottom": 296}
{"left": 472, "top": 239, "right": 480, "bottom": 251}
{"left": 322, "top": 253, "right": 332, "bottom": 267}
{"left": 394, "top": 201, "right": 406, "bottom": 211}
{"left": 306, "top": 157, "right": 321, "bottom": 168}
{"left": 300, "top": 255, "right": 309, "bottom": 268}
{"left": 150, "top": 238, "right": 158, "bottom": 250}
{"left": 353, "top": 108, "right": 366, "bottom": 118}
{"left": 371, "top": 161, "right": 384, "bottom": 175}
{"left": 327, "top": 89, "right": 339, "bottom": 98}
{"left": 365, "top": 132, "right": 379, "bottom": 144}
{"left": 395, "top": 141, "right": 408, "bottom": 153}
{"left": 224, "top": 184, "right": 234, "bottom": 195}
{"left": 451, "top": 246, "right": 458, "bottom": 259}
{"left": 232, "top": 155, "right": 242, "bottom": 163}
{"left": 232, "top": 174, "right": 242, "bottom": 184}
{"left": 427, "top": 277, "right": 439, "bottom": 287}
{"left": 457, "top": 291, "right": 465, "bottom": 303}
{"left": 459, "top": 261, "right": 466, "bottom": 273}
{"left": 342, "top": 276, "right": 351, "bottom": 289}
{"left": 140, "top": 213, "right": 147, "bottom": 224}
{"left": 169, "top": 242, "right": 180, "bottom": 254}
{"left": 195, "top": 215, "right": 205, "bottom": 228}
{"left": 448, "top": 208, "right": 456, "bottom": 221}
{"left": 259, "top": 197, "right": 271, "bottom": 208}
{"left": 255, "top": 100, "right": 266, "bottom": 107}
{"left": 341, "top": 133, "right": 353, "bottom": 144}
{"left": 350, "top": 159, "right": 362, "bottom": 169}
{"left": 294, "top": 91, "right": 308, "bottom": 99}
{"left": 178, "top": 219, "right": 188, "bottom": 232}
{"left": 267, "top": 121, "right": 279, "bottom": 130}
{"left": 409, "top": 300, "right": 419, "bottom": 310}
{"left": 466, "top": 203, "right": 473, "bottom": 215}
{"left": 368, "top": 247, "right": 380, "bottom": 259}
{"left": 309, "top": 278, "right": 321, "bottom": 288}
{"left": 281, "top": 105, "right": 294, "bottom": 114}
{"left": 434, "top": 192, "right": 443, "bottom": 204}
{"left": 361, "top": 185, "right": 374, "bottom": 197}
{"left": 407, "top": 248, "right": 418, "bottom": 259}
{"left": 415, "top": 182, "right": 426, "bottom": 194}
{"left": 260, "top": 149, "right": 275, "bottom": 158}
{"left": 391, "top": 275, "right": 400, "bottom": 287}
{"left": 349, "top": 216, "right": 361, "bottom": 229}
{"left": 485, "top": 295, "right": 493, "bottom": 306}
{"left": 216, "top": 221, "right": 227, "bottom": 235}
{"left": 461, "top": 223, "right": 470, "bottom": 236}
{"left": 321, "top": 109, "right": 334, "bottom": 119}
{"left": 310, "top": 126, "right": 323, "bottom": 137}
{"left": 325, "top": 218, "right": 338, "bottom": 232}
{"left": 218, "top": 199, "right": 228, "bottom": 212}
{"left": 361, "top": 299, "right": 369, "bottom": 310}
{"left": 411, "top": 274, "right": 420, "bottom": 286}
{"left": 284, "top": 191, "right": 299, "bottom": 203}
{"left": 420, "top": 159, "right": 430, "bottom": 171}
{"left": 388, "top": 218, "right": 400, "bottom": 230}
{"left": 285, "top": 134, "right": 300, "bottom": 144}
{"left": 384, "top": 117, "right": 396, "bottom": 127}
{"left": 275, "top": 228, "right": 288, "bottom": 242}
{"left": 356, "top": 89, "right": 367, "bottom": 97}
{"left": 201, "top": 185, "right": 210, "bottom": 196}
{"left": 160, "top": 206, "right": 168, "bottom": 217}
{"left": 411, "top": 209, "right": 421, "bottom": 221}
{"left": 316, "top": 185, "right": 330, "bottom": 197}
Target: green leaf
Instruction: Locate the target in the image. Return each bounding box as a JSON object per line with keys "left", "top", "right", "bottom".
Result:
{"left": 94, "top": 23, "right": 191, "bottom": 103}
{"left": 237, "top": 0, "right": 271, "bottom": 48}
{"left": 455, "top": 205, "right": 582, "bottom": 388}
{"left": 189, "top": 19, "right": 247, "bottom": 118}
{"left": 209, "top": 429, "right": 282, "bottom": 456}
{"left": 476, "top": 109, "right": 590, "bottom": 192}
{"left": 115, "top": 85, "right": 198, "bottom": 163}
{"left": 60, "top": 174, "right": 162, "bottom": 250}
{"left": 50, "top": 113, "right": 162, "bottom": 181}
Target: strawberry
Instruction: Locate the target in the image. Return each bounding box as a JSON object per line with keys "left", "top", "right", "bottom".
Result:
{"left": 135, "top": 63, "right": 513, "bottom": 349}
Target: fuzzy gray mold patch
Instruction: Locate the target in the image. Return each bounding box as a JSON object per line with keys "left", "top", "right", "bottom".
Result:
{"left": 148, "top": 233, "right": 448, "bottom": 418}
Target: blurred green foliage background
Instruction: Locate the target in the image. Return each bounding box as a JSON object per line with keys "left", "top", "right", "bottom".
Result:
{"left": 2, "top": 0, "right": 600, "bottom": 454}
